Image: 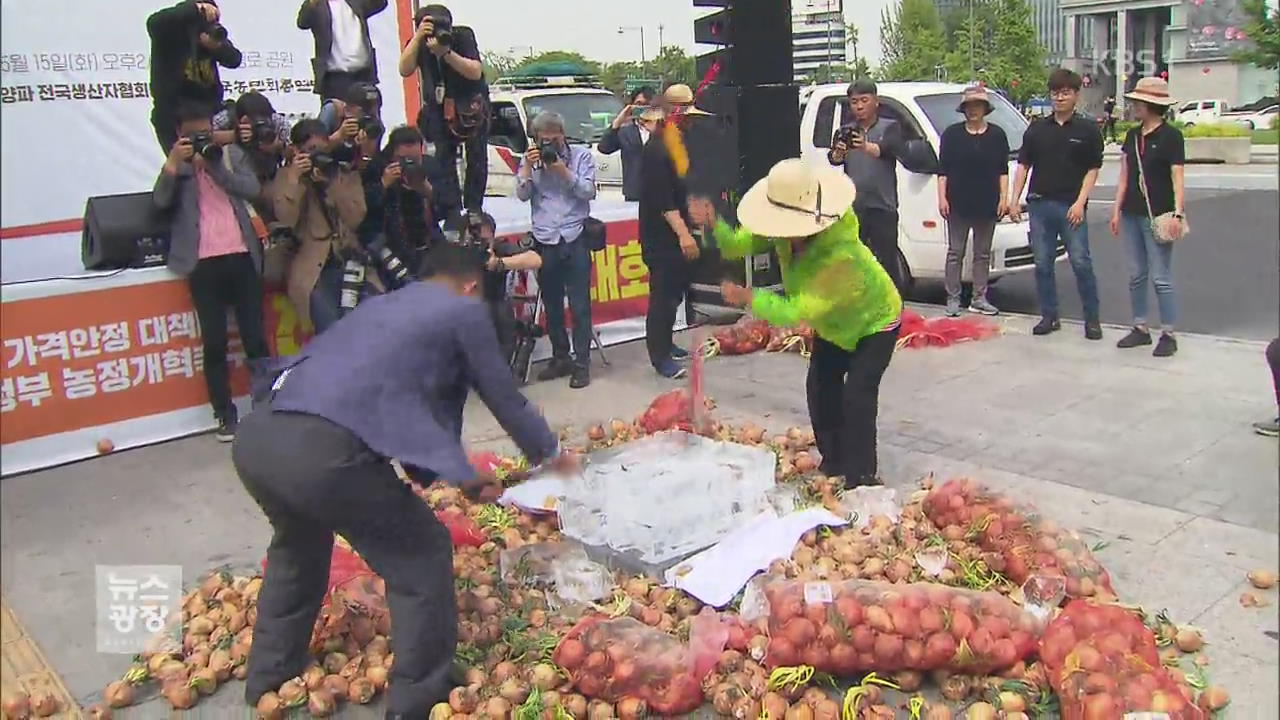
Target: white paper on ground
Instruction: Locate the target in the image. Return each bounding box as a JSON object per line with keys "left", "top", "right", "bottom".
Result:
{"left": 498, "top": 474, "right": 568, "bottom": 514}
{"left": 663, "top": 507, "right": 850, "bottom": 607}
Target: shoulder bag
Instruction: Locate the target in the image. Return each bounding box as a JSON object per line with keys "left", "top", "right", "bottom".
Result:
{"left": 1134, "top": 131, "right": 1188, "bottom": 244}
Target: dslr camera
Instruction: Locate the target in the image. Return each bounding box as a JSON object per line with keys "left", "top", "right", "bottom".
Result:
{"left": 310, "top": 152, "right": 340, "bottom": 179}
{"left": 202, "top": 20, "right": 228, "bottom": 42}
{"left": 834, "top": 125, "right": 863, "bottom": 147}
{"left": 429, "top": 14, "right": 453, "bottom": 46}
{"left": 398, "top": 156, "right": 427, "bottom": 185}
{"left": 187, "top": 132, "right": 223, "bottom": 163}
{"left": 249, "top": 117, "right": 275, "bottom": 145}
{"left": 536, "top": 139, "right": 560, "bottom": 166}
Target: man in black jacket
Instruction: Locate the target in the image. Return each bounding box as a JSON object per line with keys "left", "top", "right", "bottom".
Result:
{"left": 360, "top": 126, "right": 455, "bottom": 277}
{"left": 297, "top": 0, "right": 388, "bottom": 102}
{"left": 147, "top": 0, "right": 242, "bottom": 152}
{"left": 598, "top": 87, "right": 657, "bottom": 202}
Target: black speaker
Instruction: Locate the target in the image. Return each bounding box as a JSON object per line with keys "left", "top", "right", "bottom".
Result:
{"left": 82, "top": 192, "right": 171, "bottom": 271}
{"left": 685, "top": 84, "right": 800, "bottom": 294}
{"left": 694, "top": 0, "right": 793, "bottom": 87}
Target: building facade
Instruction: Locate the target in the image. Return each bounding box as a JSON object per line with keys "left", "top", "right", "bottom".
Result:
{"left": 792, "top": 0, "right": 848, "bottom": 82}
{"left": 1061, "top": 0, "right": 1278, "bottom": 112}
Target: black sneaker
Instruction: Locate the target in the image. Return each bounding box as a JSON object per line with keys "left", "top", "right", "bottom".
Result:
{"left": 1152, "top": 333, "right": 1178, "bottom": 357}
{"left": 536, "top": 358, "right": 573, "bottom": 382}
{"left": 569, "top": 365, "right": 591, "bottom": 389}
{"left": 214, "top": 415, "right": 237, "bottom": 443}
{"left": 1116, "top": 328, "right": 1152, "bottom": 349}
{"left": 1032, "top": 317, "right": 1061, "bottom": 335}
{"left": 1084, "top": 322, "right": 1103, "bottom": 341}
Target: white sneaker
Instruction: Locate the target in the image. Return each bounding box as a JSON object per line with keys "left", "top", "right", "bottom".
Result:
{"left": 969, "top": 297, "right": 1000, "bottom": 316}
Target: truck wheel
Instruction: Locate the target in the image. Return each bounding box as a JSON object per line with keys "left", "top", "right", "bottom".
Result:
{"left": 896, "top": 249, "right": 915, "bottom": 297}
{"left": 1245, "top": 120, "right": 1256, "bottom": 130}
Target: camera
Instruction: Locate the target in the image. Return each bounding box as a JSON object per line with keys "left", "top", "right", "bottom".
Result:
{"left": 266, "top": 223, "right": 296, "bottom": 251}
{"left": 399, "top": 156, "right": 429, "bottom": 185}
{"left": 835, "top": 126, "right": 862, "bottom": 147}
{"left": 187, "top": 132, "right": 222, "bottom": 163}
{"left": 536, "top": 139, "right": 560, "bottom": 166}
{"left": 310, "top": 152, "right": 339, "bottom": 179}
{"left": 430, "top": 15, "right": 453, "bottom": 46}
{"left": 250, "top": 117, "right": 275, "bottom": 144}
{"left": 358, "top": 112, "right": 384, "bottom": 139}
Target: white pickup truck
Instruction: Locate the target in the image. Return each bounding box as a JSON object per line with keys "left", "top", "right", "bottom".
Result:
{"left": 1175, "top": 98, "right": 1278, "bottom": 128}
{"left": 798, "top": 82, "right": 1059, "bottom": 288}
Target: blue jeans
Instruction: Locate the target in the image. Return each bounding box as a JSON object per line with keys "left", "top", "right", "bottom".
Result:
{"left": 1121, "top": 213, "right": 1177, "bottom": 330}
{"left": 1028, "top": 199, "right": 1100, "bottom": 321}
{"left": 310, "top": 263, "right": 344, "bottom": 335}
{"left": 537, "top": 238, "right": 593, "bottom": 368}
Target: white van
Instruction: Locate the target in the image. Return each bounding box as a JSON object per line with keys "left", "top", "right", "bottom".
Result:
{"left": 799, "top": 82, "right": 1063, "bottom": 287}
{"left": 484, "top": 76, "right": 625, "bottom": 197}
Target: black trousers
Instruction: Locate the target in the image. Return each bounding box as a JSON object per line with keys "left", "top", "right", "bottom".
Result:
{"left": 417, "top": 104, "right": 488, "bottom": 214}
{"left": 233, "top": 408, "right": 456, "bottom": 717}
{"left": 858, "top": 208, "right": 904, "bottom": 292}
{"left": 152, "top": 106, "right": 177, "bottom": 154}
{"left": 806, "top": 327, "right": 900, "bottom": 486}
{"left": 186, "top": 253, "right": 270, "bottom": 422}
{"left": 318, "top": 67, "right": 375, "bottom": 103}
{"left": 645, "top": 254, "right": 695, "bottom": 367}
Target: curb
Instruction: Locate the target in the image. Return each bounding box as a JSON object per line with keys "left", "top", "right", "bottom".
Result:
{"left": 1, "top": 593, "right": 81, "bottom": 718}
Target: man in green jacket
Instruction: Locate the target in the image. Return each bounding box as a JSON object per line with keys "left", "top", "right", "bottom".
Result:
{"left": 691, "top": 159, "right": 902, "bottom": 487}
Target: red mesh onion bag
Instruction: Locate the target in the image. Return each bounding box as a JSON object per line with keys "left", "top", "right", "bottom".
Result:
{"left": 435, "top": 508, "right": 486, "bottom": 547}
{"left": 924, "top": 478, "right": 1116, "bottom": 600}
{"left": 553, "top": 615, "right": 704, "bottom": 715}
{"left": 1040, "top": 600, "right": 1202, "bottom": 719}
{"left": 710, "top": 317, "right": 771, "bottom": 356}
{"left": 758, "top": 577, "right": 1042, "bottom": 677}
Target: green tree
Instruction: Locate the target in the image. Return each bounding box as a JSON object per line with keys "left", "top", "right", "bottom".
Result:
{"left": 646, "top": 45, "right": 696, "bottom": 86}
{"left": 878, "top": 0, "right": 947, "bottom": 81}
{"left": 482, "top": 50, "right": 519, "bottom": 83}
{"left": 846, "top": 22, "right": 861, "bottom": 64}
{"left": 801, "top": 63, "right": 854, "bottom": 85}
{"left": 599, "top": 61, "right": 643, "bottom": 96}
{"left": 513, "top": 51, "right": 601, "bottom": 76}
{"left": 983, "top": 0, "right": 1047, "bottom": 104}
{"left": 1234, "top": 0, "right": 1280, "bottom": 69}
{"left": 943, "top": 9, "right": 990, "bottom": 83}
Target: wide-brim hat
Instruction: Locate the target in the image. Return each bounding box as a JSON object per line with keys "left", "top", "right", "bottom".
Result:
{"left": 737, "top": 159, "right": 856, "bottom": 238}
{"left": 663, "top": 84, "right": 712, "bottom": 116}
{"left": 639, "top": 107, "right": 665, "bottom": 122}
{"left": 956, "top": 85, "right": 994, "bottom": 115}
{"left": 1125, "top": 76, "right": 1175, "bottom": 107}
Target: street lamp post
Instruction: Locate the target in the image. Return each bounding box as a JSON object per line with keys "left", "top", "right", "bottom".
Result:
{"left": 618, "top": 26, "right": 646, "bottom": 65}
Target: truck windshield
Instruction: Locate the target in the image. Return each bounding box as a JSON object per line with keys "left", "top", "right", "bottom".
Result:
{"left": 916, "top": 92, "right": 1029, "bottom": 157}
{"left": 522, "top": 93, "right": 624, "bottom": 143}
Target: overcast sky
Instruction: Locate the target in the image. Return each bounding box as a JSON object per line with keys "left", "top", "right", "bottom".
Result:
{"left": 458, "top": 0, "right": 895, "bottom": 67}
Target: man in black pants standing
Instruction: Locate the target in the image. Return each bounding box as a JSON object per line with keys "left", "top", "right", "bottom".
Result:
{"left": 234, "top": 244, "right": 578, "bottom": 719}
{"left": 297, "top": 0, "right": 388, "bottom": 103}
{"left": 147, "top": 0, "right": 242, "bottom": 153}
{"left": 639, "top": 112, "right": 703, "bottom": 380}
{"left": 828, "top": 78, "right": 907, "bottom": 291}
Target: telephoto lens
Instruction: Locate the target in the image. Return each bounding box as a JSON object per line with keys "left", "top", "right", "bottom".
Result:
{"left": 376, "top": 246, "right": 410, "bottom": 289}
{"left": 340, "top": 258, "right": 365, "bottom": 310}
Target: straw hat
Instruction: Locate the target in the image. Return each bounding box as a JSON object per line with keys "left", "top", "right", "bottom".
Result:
{"left": 956, "top": 85, "right": 994, "bottom": 115}
{"left": 737, "top": 159, "right": 856, "bottom": 238}
{"left": 662, "top": 84, "right": 711, "bottom": 116}
{"left": 639, "top": 106, "right": 665, "bottom": 122}
{"left": 1125, "top": 76, "right": 1175, "bottom": 107}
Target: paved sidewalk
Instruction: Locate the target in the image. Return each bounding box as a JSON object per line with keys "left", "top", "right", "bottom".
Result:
{"left": 1, "top": 310, "right": 1276, "bottom": 716}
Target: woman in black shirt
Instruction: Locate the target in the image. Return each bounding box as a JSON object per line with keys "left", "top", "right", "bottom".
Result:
{"left": 937, "top": 86, "right": 1009, "bottom": 317}
{"left": 1109, "top": 78, "right": 1187, "bottom": 357}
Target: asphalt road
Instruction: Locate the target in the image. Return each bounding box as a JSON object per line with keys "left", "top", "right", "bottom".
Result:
{"left": 908, "top": 164, "right": 1280, "bottom": 341}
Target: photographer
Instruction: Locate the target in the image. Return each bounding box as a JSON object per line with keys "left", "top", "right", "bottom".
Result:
{"left": 297, "top": 0, "right": 388, "bottom": 102}
{"left": 212, "top": 92, "right": 293, "bottom": 207}
{"left": 516, "top": 111, "right": 597, "bottom": 390}
{"left": 319, "top": 82, "right": 385, "bottom": 162}
{"left": 598, "top": 87, "right": 657, "bottom": 202}
{"left": 152, "top": 102, "right": 269, "bottom": 442}
{"left": 361, "top": 126, "right": 454, "bottom": 279}
{"left": 462, "top": 212, "right": 542, "bottom": 367}
{"left": 827, "top": 78, "right": 908, "bottom": 291}
{"left": 398, "top": 3, "right": 487, "bottom": 219}
{"left": 147, "top": 0, "right": 242, "bottom": 153}
{"left": 270, "top": 119, "right": 369, "bottom": 334}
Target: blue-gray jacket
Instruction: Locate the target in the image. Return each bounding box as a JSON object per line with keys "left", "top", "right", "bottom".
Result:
{"left": 267, "top": 281, "right": 558, "bottom": 483}
{"left": 597, "top": 122, "right": 645, "bottom": 202}
{"left": 152, "top": 144, "right": 263, "bottom": 277}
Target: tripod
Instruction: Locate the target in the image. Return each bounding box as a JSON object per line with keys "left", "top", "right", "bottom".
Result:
{"left": 509, "top": 275, "right": 610, "bottom": 385}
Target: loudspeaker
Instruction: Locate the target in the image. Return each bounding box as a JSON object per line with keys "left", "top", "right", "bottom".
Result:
{"left": 693, "top": 0, "right": 793, "bottom": 87}
{"left": 82, "top": 192, "right": 171, "bottom": 271}
{"left": 684, "top": 84, "right": 800, "bottom": 293}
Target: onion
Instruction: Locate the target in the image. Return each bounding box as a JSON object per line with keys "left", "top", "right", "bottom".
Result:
{"left": 256, "top": 691, "right": 284, "bottom": 720}
{"left": 86, "top": 703, "right": 112, "bottom": 720}
{"left": 964, "top": 702, "right": 997, "bottom": 720}
{"left": 323, "top": 674, "right": 348, "bottom": 698}
{"left": 103, "top": 681, "right": 133, "bottom": 709}
{"left": 348, "top": 677, "right": 376, "bottom": 705}
{"left": 1198, "top": 685, "right": 1230, "bottom": 711}
{"left": 498, "top": 678, "right": 529, "bottom": 705}
{"left": 996, "top": 691, "right": 1026, "bottom": 712}
{"left": 366, "top": 664, "right": 389, "bottom": 692}
{"left": 430, "top": 703, "right": 453, "bottom": 720}
{"left": 301, "top": 665, "right": 326, "bottom": 691}
{"left": 732, "top": 696, "right": 762, "bottom": 719}
{"left": 616, "top": 697, "right": 647, "bottom": 720}
{"left": 530, "top": 663, "right": 560, "bottom": 692}
{"left": 940, "top": 674, "right": 972, "bottom": 702}
{"left": 278, "top": 678, "right": 308, "bottom": 707}
{"left": 2, "top": 692, "right": 31, "bottom": 720}
{"left": 563, "top": 694, "right": 589, "bottom": 720}
{"left": 588, "top": 425, "right": 607, "bottom": 441}
{"left": 713, "top": 684, "right": 741, "bottom": 715}
{"left": 161, "top": 681, "right": 196, "bottom": 710}
{"left": 1175, "top": 627, "right": 1204, "bottom": 653}
{"left": 588, "top": 700, "right": 616, "bottom": 719}
{"left": 323, "top": 652, "right": 350, "bottom": 675}
{"left": 307, "top": 688, "right": 336, "bottom": 717}
{"left": 1248, "top": 569, "right": 1277, "bottom": 589}
{"left": 190, "top": 667, "right": 218, "bottom": 695}
{"left": 784, "top": 702, "right": 814, "bottom": 720}
{"left": 893, "top": 670, "right": 923, "bottom": 692}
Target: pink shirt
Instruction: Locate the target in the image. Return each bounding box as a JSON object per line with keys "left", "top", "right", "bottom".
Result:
{"left": 195, "top": 166, "right": 247, "bottom": 259}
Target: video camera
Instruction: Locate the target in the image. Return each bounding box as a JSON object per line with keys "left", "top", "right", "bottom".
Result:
{"left": 186, "top": 131, "right": 223, "bottom": 163}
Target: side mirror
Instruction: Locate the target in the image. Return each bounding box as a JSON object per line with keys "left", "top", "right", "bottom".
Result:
{"left": 903, "top": 139, "right": 940, "bottom": 175}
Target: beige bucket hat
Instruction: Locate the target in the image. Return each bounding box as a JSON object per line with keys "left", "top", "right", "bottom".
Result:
{"left": 662, "top": 84, "right": 712, "bottom": 116}
{"left": 1125, "top": 76, "right": 1175, "bottom": 107}
{"left": 956, "top": 85, "right": 995, "bottom": 114}
{"left": 737, "top": 159, "right": 856, "bottom": 238}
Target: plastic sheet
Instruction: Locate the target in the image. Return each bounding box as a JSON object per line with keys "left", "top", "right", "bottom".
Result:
{"left": 837, "top": 486, "right": 902, "bottom": 530}
{"left": 499, "top": 541, "right": 614, "bottom": 607}
{"left": 553, "top": 615, "right": 704, "bottom": 714}
{"left": 1040, "top": 600, "right": 1202, "bottom": 719}
{"left": 923, "top": 478, "right": 1116, "bottom": 600}
{"left": 758, "top": 576, "right": 1044, "bottom": 676}
{"left": 558, "top": 432, "right": 776, "bottom": 569}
